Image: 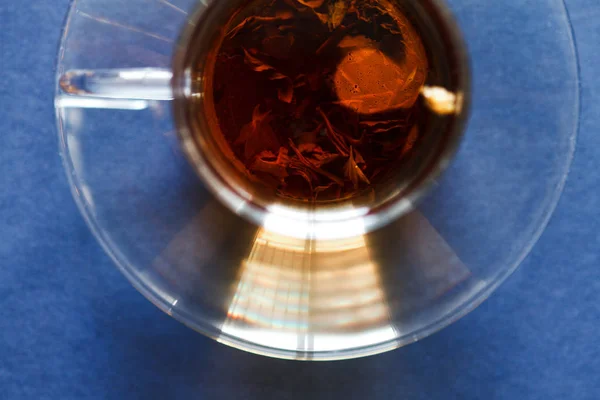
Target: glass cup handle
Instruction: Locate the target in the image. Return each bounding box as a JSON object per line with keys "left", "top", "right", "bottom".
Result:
{"left": 57, "top": 68, "right": 173, "bottom": 108}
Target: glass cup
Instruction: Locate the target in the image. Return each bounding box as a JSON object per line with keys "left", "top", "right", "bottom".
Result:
{"left": 60, "top": 0, "right": 470, "bottom": 239}
{"left": 55, "top": 0, "right": 578, "bottom": 359}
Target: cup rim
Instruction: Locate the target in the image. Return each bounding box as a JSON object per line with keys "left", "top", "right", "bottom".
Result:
{"left": 171, "top": 0, "right": 472, "bottom": 239}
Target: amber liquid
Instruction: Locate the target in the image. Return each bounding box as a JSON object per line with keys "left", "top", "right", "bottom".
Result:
{"left": 204, "top": 0, "right": 429, "bottom": 202}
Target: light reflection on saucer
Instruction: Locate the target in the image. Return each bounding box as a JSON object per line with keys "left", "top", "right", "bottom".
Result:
{"left": 219, "top": 210, "right": 472, "bottom": 354}
{"left": 221, "top": 229, "right": 397, "bottom": 353}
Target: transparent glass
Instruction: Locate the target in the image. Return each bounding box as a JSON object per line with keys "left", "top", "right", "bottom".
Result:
{"left": 55, "top": 0, "right": 578, "bottom": 360}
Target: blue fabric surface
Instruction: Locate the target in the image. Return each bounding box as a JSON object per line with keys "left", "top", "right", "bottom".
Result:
{"left": 1, "top": 1, "right": 599, "bottom": 399}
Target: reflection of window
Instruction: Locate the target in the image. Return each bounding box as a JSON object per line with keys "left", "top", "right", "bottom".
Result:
{"left": 216, "top": 211, "right": 473, "bottom": 354}
{"left": 220, "top": 229, "right": 395, "bottom": 353}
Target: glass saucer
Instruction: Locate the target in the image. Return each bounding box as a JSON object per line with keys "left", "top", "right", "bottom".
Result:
{"left": 55, "top": 0, "right": 578, "bottom": 360}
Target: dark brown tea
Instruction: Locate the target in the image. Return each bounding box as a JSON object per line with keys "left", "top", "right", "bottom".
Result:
{"left": 198, "top": 0, "right": 431, "bottom": 202}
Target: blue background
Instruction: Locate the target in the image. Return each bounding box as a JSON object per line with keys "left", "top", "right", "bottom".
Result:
{"left": 1, "top": 1, "right": 599, "bottom": 399}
